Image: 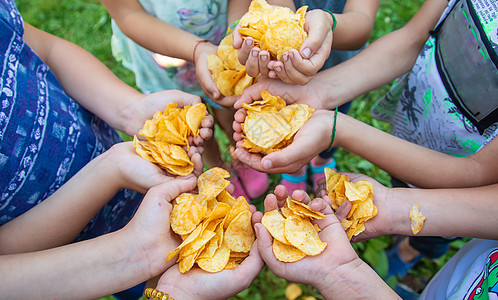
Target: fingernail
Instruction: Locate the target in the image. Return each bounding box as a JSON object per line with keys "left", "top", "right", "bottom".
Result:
{"left": 262, "top": 160, "right": 272, "bottom": 169}
{"left": 275, "top": 66, "right": 282, "bottom": 72}
{"left": 252, "top": 50, "right": 258, "bottom": 57}
{"left": 283, "top": 53, "right": 288, "bottom": 62}
{"left": 261, "top": 54, "right": 268, "bottom": 61}
{"left": 303, "top": 48, "right": 311, "bottom": 58}
{"left": 245, "top": 38, "right": 253, "bottom": 46}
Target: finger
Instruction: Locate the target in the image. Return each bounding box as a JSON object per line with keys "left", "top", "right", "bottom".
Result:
{"left": 198, "top": 127, "right": 213, "bottom": 141}
{"left": 258, "top": 50, "right": 271, "bottom": 77}
{"left": 197, "top": 64, "right": 221, "bottom": 99}
{"left": 212, "top": 95, "right": 239, "bottom": 108}
{"left": 290, "top": 189, "right": 312, "bottom": 204}
{"left": 273, "top": 185, "right": 289, "bottom": 205}
{"left": 283, "top": 50, "right": 313, "bottom": 84}
{"left": 309, "top": 197, "right": 334, "bottom": 215}
{"left": 238, "top": 235, "right": 265, "bottom": 279}
{"left": 261, "top": 141, "right": 312, "bottom": 172}
{"left": 233, "top": 108, "right": 247, "bottom": 123}
{"left": 237, "top": 37, "right": 254, "bottom": 64}
{"left": 245, "top": 47, "right": 261, "bottom": 78}
{"left": 301, "top": 12, "right": 331, "bottom": 59}
{"left": 252, "top": 210, "right": 263, "bottom": 224}
{"left": 233, "top": 145, "right": 266, "bottom": 172}
{"left": 335, "top": 199, "right": 352, "bottom": 221}
{"left": 272, "top": 60, "right": 293, "bottom": 84}
{"left": 201, "top": 113, "right": 214, "bottom": 128}
{"left": 254, "top": 223, "right": 281, "bottom": 268}
{"left": 263, "top": 194, "right": 279, "bottom": 212}
{"left": 232, "top": 27, "right": 244, "bottom": 49}
{"left": 191, "top": 153, "right": 204, "bottom": 177}
{"left": 168, "top": 90, "right": 203, "bottom": 106}
{"left": 287, "top": 48, "right": 318, "bottom": 77}
{"left": 148, "top": 176, "right": 197, "bottom": 203}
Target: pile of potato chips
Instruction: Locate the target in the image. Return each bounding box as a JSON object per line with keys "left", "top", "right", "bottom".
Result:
{"left": 207, "top": 34, "right": 254, "bottom": 97}
{"left": 133, "top": 103, "right": 206, "bottom": 176}
{"left": 167, "top": 167, "right": 255, "bottom": 273}
{"left": 241, "top": 90, "right": 314, "bottom": 155}
{"left": 409, "top": 204, "right": 426, "bottom": 234}
{"left": 325, "top": 168, "right": 378, "bottom": 240}
{"left": 262, "top": 197, "right": 327, "bottom": 262}
{"left": 238, "top": 0, "right": 308, "bottom": 61}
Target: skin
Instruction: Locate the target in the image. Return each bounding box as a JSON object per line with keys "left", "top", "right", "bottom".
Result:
{"left": 233, "top": 0, "right": 381, "bottom": 85}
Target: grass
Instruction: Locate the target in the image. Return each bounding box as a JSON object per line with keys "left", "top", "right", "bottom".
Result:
{"left": 15, "top": 0, "right": 465, "bottom": 298}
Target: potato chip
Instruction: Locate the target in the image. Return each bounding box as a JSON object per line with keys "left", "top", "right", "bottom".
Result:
{"left": 325, "top": 168, "right": 377, "bottom": 240}
{"left": 208, "top": 34, "right": 254, "bottom": 96}
{"left": 284, "top": 215, "right": 327, "bottom": 256}
{"left": 261, "top": 209, "right": 290, "bottom": 245}
{"left": 133, "top": 103, "right": 206, "bottom": 176}
{"left": 224, "top": 210, "right": 255, "bottom": 253}
{"left": 285, "top": 283, "right": 303, "bottom": 300}
{"left": 168, "top": 168, "right": 254, "bottom": 273}
{"left": 239, "top": 0, "right": 308, "bottom": 61}
{"left": 272, "top": 239, "right": 306, "bottom": 263}
{"left": 410, "top": 204, "right": 426, "bottom": 235}
{"left": 286, "top": 197, "right": 325, "bottom": 220}
{"left": 241, "top": 90, "right": 313, "bottom": 155}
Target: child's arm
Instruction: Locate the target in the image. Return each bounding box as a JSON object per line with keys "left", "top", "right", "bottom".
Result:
{"left": 0, "top": 179, "right": 197, "bottom": 299}
{"left": 0, "top": 142, "right": 179, "bottom": 254}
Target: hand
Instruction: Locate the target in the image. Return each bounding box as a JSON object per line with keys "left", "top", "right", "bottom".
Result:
{"left": 232, "top": 109, "right": 335, "bottom": 174}
{"left": 323, "top": 172, "right": 403, "bottom": 243}
{"left": 121, "top": 176, "right": 198, "bottom": 277}
{"left": 122, "top": 90, "right": 214, "bottom": 145}
{"left": 234, "top": 76, "right": 326, "bottom": 110}
{"left": 105, "top": 142, "right": 203, "bottom": 192}
{"left": 267, "top": 9, "right": 333, "bottom": 85}
{"left": 254, "top": 186, "right": 361, "bottom": 293}
{"left": 154, "top": 213, "right": 265, "bottom": 300}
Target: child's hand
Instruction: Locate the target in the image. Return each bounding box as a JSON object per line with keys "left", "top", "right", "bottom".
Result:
{"left": 123, "top": 90, "right": 214, "bottom": 149}
{"left": 234, "top": 76, "right": 325, "bottom": 110}
{"left": 255, "top": 189, "right": 360, "bottom": 292}
{"left": 153, "top": 213, "right": 264, "bottom": 300}
{"left": 232, "top": 109, "right": 336, "bottom": 174}
{"left": 267, "top": 9, "right": 333, "bottom": 85}
{"left": 122, "top": 176, "right": 198, "bottom": 276}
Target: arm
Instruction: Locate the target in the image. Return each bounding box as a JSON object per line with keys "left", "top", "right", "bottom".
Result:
{"left": 0, "top": 142, "right": 175, "bottom": 254}
{"left": 0, "top": 178, "right": 197, "bottom": 299}
{"left": 312, "top": 0, "right": 448, "bottom": 108}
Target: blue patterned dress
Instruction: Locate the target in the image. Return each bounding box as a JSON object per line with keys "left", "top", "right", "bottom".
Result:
{"left": 0, "top": 0, "right": 143, "bottom": 241}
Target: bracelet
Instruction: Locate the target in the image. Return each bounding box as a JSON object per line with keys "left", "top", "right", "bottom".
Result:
{"left": 144, "top": 287, "right": 174, "bottom": 300}
{"left": 226, "top": 19, "right": 240, "bottom": 35}
{"left": 192, "top": 39, "right": 210, "bottom": 65}
{"left": 322, "top": 9, "right": 337, "bottom": 32}
{"left": 327, "top": 107, "right": 339, "bottom": 152}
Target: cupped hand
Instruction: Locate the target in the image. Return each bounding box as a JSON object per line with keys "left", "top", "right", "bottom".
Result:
{"left": 255, "top": 191, "right": 360, "bottom": 291}
{"left": 232, "top": 109, "right": 335, "bottom": 174}
{"left": 123, "top": 176, "right": 198, "bottom": 276}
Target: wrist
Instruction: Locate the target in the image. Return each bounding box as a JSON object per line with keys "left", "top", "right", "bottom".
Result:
{"left": 389, "top": 188, "right": 419, "bottom": 236}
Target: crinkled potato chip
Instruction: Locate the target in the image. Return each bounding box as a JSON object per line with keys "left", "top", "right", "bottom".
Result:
{"left": 168, "top": 168, "right": 254, "bottom": 273}
{"left": 325, "top": 168, "right": 377, "bottom": 240}
{"left": 410, "top": 204, "right": 426, "bottom": 235}
{"left": 261, "top": 197, "right": 326, "bottom": 262}
{"left": 241, "top": 90, "right": 314, "bottom": 155}
{"left": 207, "top": 33, "right": 254, "bottom": 96}
{"left": 133, "top": 103, "right": 207, "bottom": 176}
{"left": 239, "top": 0, "right": 308, "bottom": 61}
{"left": 285, "top": 283, "right": 303, "bottom": 300}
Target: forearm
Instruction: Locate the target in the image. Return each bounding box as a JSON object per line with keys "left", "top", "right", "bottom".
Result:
{"left": 332, "top": 0, "right": 380, "bottom": 50}
{"left": 0, "top": 149, "right": 122, "bottom": 254}
{"left": 314, "top": 0, "right": 447, "bottom": 108}
{"left": 336, "top": 114, "right": 498, "bottom": 188}
{"left": 23, "top": 23, "right": 142, "bottom": 132}
{"left": 228, "top": 0, "right": 251, "bottom": 24}
{"left": 319, "top": 258, "right": 401, "bottom": 299}
{"left": 0, "top": 230, "right": 154, "bottom": 299}
{"left": 102, "top": 0, "right": 204, "bottom": 61}
{"left": 388, "top": 184, "right": 498, "bottom": 240}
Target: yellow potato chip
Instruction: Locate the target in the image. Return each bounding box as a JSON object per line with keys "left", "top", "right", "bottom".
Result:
{"left": 410, "top": 203, "right": 426, "bottom": 235}
{"left": 170, "top": 194, "right": 207, "bottom": 235}
{"left": 285, "top": 283, "right": 303, "bottom": 300}
{"left": 286, "top": 197, "right": 325, "bottom": 220}
{"left": 284, "top": 215, "right": 327, "bottom": 256}
{"left": 207, "top": 53, "right": 224, "bottom": 76}
{"left": 325, "top": 168, "right": 377, "bottom": 240}
{"left": 133, "top": 103, "right": 206, "bottom": 176}
{"left": 272, "top": 238, "right": 306, "bottom": 263}
{"left": 197, "top": 243, "right": 231, "bottom": 273}
{"left": 261, "top": 209, "right": 290, "bottom": 245}
{"left": 224, "top": 210, "right": 255, "bottom": 253}
{"left": 186, "top": 103, "right": 206, "bottom": 136}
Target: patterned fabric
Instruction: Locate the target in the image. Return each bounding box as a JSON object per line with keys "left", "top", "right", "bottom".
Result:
{"left": 0, "top": 0, "right": 143, "bottom": 241}
{"left": 292, "top": 0, "right": 364, "bottom": 71}
{"left": 420, "top": 239, "right": 498, "bottom": 299}
{"left": 371, "top": 0, "right": 498, "bottom": 158}
{"left": 111, "top": 0, "right": 228, "bottom": 96}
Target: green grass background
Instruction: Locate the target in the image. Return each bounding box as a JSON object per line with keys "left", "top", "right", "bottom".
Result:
{"left": 15, "top": 0, "right": 466, "bottom": 298}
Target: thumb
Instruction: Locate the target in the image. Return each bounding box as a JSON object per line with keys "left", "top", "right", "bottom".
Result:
{"left": 301, "top": 11, "right": 331, "bottom": 59}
